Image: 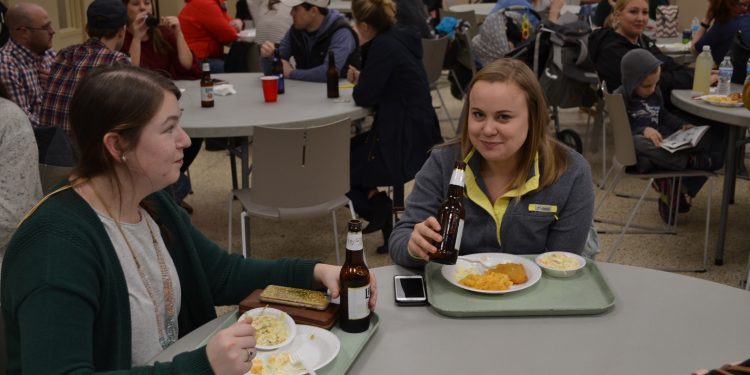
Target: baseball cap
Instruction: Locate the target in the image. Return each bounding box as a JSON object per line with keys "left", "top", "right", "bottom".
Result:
{"left": 280, "top": 0, "right": 330, "bottom": 8}
{"left": 87, "top": 0, "right": 128, "bottom": 29}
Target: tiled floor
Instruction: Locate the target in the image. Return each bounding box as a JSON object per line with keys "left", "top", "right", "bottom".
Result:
{"left": 185, "top": 75, "right": 750, "bottom": 290}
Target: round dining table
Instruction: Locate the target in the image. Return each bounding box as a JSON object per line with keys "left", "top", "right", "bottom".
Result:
{"left": 174, "top": 73, "right": 370, "bottom": 189}
{"left": 671, "top": 87, "right": 750, "bottom": 266}
{"left": 150, "top": 263, "right": 750, "bottom": 374}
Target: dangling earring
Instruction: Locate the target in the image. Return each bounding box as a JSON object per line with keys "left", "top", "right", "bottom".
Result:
{"left": 120, "top": 153, "right": 127, "bottom": 162}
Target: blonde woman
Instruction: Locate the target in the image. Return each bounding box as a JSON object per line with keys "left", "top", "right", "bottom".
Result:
{"left": 589, "top": 0, "right": 695, "bottom": 98}
{"left": 389, "top": 58, "right": 594, "bottom": 267}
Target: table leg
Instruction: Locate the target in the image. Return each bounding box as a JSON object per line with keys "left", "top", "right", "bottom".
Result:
{"left": 716, "top": 125, "right": 740, "bottom": 266}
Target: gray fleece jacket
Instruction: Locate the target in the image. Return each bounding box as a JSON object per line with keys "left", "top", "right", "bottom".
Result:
{"left": 389, "top": 143, "right": 594, "bottom": 268}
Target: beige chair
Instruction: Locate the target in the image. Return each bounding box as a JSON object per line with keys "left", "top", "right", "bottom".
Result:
{"left": 421, "top": 37, "right": 457, "bottom": 133}
{"left": 595, "top": 91, "right": 716, "bottom": 272}
{"left": 227, "top": 118, "right": 354, "bottom": 264}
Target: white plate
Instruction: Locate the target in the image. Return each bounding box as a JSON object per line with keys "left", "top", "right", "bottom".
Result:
{"left": 249, "top": 325, "right": 341, "bottom": 375}
{"left": 699, "top": 94, "right": 743, "bottom": 107}
{"left": 239, "top": 308, "right": 296, "bottom": 350}
{"left": 656, "top": 43, "right": 689, "bottom": 53}
{"left": 441, "top": 253, "right": 542, "bottom": 294}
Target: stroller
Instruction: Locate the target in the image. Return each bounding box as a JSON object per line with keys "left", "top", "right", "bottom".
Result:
{"left": 507, "top": 19, "right": 601, "bottom": 153}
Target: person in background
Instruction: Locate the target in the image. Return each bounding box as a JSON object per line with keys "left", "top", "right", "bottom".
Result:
{"left": 389, "top": 58, "right": 594, "bottom": 268}
{"left": 591, "top": 0, "right": 668, "bottom": 27}
{"left": 615, "top": 49, "right": 724, "bottom": 224}
{"left": 122, "top": 0, "right": 201, "bottom": 79}
{"left": 247, "top": 0, "right": 294, "bottom": 45}
{"left": 178, "top": 0, "right": 242, "bottom": 73}
{"left": 491, "top": 0, "right": 563, "bottom": 22}
{"left": 260, "top": 0, "right": 359, "bottom": 82}
{"left": 692, "top": 359, "right": 750, "bottom": 375}
{"left": 38, "top": 0, "right": 131, "bottom": 141}
{"left": 394, "top": 0, "right": 433, "bottom": 39}
{"left": 121, "top": 0, "right": 203, "bottom": 213}
{"left": 0, "top": 2, "right": 55, "bottom": 126}
{"left": 0, "top": 79, "right": 42, "bottom": 279}
{"left": 1, "top": 65, "right": 378, "bottom": 373}
{"left": 589, "top": 0, "right": 695, "bottom": 104}
{"left": 346, "top": 0, "right": 442, "bottom": 254}
{"left": 692, "top": 0, "right": 750, "bottom": 65}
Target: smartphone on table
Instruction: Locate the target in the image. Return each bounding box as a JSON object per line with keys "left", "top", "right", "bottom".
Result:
{"left": 394, "top": 275, "right": 428, "bottom": 306}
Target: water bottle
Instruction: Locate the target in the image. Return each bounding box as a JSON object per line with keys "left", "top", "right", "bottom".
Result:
{"left": 692, "top": 45, "right": 712, "bottom": 95}
{"left": 691, "top": 17, "right": 701, "bottom": 42}
{"left": 717, "top": 56, "right": 733, "bottom": 96}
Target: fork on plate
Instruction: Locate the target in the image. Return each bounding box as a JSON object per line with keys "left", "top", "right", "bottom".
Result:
{"left": 290, "top": 352, "right": 316, "bottom": 375}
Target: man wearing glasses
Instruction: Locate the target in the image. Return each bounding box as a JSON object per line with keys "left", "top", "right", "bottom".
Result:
{"left": 0, "top": 2, "right": 55, "bottom": 126}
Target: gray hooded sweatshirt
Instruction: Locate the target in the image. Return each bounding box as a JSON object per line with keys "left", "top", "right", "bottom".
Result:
{"left": 614, "top": 49, "right": 686, "bottom": 136}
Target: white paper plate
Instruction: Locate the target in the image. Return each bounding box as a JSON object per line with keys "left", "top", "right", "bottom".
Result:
{"left": 239, "top": 308, "right": 296, "bottom": 350}
{"left": 441, "top": 253, "right": 542, "bottom": 294}
{"left": 249, "top": 325, "right": 341, "bottom": 375}
{"left": 656, "top": 43, "right": 689, "bottom": 53}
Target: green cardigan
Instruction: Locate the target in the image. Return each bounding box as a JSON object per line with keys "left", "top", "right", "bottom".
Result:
{"left": 1, "top": 188, "right": 319, "bottom": 374}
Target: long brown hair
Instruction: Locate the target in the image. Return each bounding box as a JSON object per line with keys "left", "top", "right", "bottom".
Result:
{"left": 457, "top": 58, "right": 569, "bottom": 192}
{"left": 121, "top": 0, "right": 174, "bottom": 55}
{"left": 709, "top": 0, "right": 744, "bottom": 25}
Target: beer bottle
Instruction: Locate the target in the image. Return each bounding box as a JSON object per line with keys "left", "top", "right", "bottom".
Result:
{"left": 326, "top": 50, "right": 339, "bottom": 99}
{"left": 272, "top": 43, "right": 285, "bottom": 94}
{"left": 428, "top": 161, "right": 466, "bottom": 265}
{"left": 339, "top": 220, "right": 371, "bottom": 333}
{"left": 200, "top": 60, "right": 214, "bottom": 108}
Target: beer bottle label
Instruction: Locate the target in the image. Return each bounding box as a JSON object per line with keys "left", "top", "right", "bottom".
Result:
{"left": 346, "top": 284, "right": 370, "bottom": 320}
{"left": 201, "top": 87, "right": 213, "bottom": 102}
{"left": 449, "top": 168, "right": 465, "bottom": 187}
{"left": 346, "top": 232, "right": 363, "bottom": 251}
{"left": 454, "top": 219, "right": 464, "bottom": 251}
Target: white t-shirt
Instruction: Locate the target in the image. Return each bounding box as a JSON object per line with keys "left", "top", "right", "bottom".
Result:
{"left": 97, "top": 208, "right": 182, "bottom": 366}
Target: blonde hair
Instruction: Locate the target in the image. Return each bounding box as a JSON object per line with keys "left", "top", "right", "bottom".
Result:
{"left": 605, "top": 0, "right": 646, "bottom": 29}
{"left": 457, "top": 58, "right": 569, "bottom": 192}
{"left": 351, "top": 0, "right": 397, "bottom": 32}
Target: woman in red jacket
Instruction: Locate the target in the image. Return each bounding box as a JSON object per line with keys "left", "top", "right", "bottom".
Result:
{"left": 178, "top": 0, "right": 243, "bottom": 72}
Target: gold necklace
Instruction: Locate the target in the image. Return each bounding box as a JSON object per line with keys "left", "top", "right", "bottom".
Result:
{"left": 90, "top": 184, "right": 178, "bottom": 349}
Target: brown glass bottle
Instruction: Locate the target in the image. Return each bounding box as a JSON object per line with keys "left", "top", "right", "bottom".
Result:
{"left": 326, "top": 50, "right": 339, "bottom": 98}
{"left": 428, "top": 161, "right": 466, "bottom": 265}
{"left": 200, "top": 60, "right": 214, "bottom": 108}
{"left": 272, "top": 43, "right": 285, "bottom": 94}
{"left": 339, "top": 220, "right": 371, "bottom": 333}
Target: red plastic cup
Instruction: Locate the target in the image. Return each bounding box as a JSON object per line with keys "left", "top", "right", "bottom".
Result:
{"left": 261, "top": 76, "right": 279, "bottom": 103}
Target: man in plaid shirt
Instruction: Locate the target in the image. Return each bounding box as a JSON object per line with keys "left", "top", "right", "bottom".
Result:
{"left": 39, "top": 0, "right": 131, "bottom": 139}
{"left": 0, "top": 3, "right": 56, "bottom": 126}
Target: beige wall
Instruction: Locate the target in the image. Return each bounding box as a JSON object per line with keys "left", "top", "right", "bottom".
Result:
{"left": 675, "top": 0, "right": 708, "bottom": 31}
{"left": 157, "top": 0, "right": 184, "bottom": 17}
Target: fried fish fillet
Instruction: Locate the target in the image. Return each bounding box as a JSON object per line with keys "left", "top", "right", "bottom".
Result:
{"left": 489, "top": 263, "right": 528, "bottom": 284}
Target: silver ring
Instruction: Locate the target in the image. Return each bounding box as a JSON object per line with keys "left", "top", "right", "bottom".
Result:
{"left": 245, "top": 348, "right": 255, "bottom": 362}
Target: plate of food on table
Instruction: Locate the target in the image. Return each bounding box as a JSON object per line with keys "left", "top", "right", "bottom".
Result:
{"left": 699, "top": 92, "right": 743, "bottom": 107}
{"left": 440, "top": 253, "right": 542, "bottom": 294}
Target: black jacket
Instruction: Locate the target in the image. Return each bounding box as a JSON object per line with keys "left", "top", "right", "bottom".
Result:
{"left": 352, "top": 26, "right": 443, "bottom": 186}
{"left": 589, "top": 27, "right": 693, "bottom": 98}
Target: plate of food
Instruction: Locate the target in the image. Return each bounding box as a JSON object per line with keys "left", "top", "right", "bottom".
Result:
{"left": 440, "top": 253, "right": 542, "bottom": 294}
{"left": 248, "top": 325, "right": 340, "bottom": 375}
{"left": 239, "top": 307, "right": 296, "bottom": 350}
{"left": 699, "top": 93, "right": 743, "bottom": 107}
{"left": 656, "top": 42, "right": 689, "bottom": 53}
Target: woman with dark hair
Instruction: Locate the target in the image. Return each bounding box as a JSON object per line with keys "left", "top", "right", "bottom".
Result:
{"left": 122, "top": 0, "right": 201, "bottom": 80}
{"left": 1, "top": 65, "right": 378, "bottom": 373}
{"left": 0, "top": 79, "right": 42, "bottom": 275}
{"left": 691, "top": 0, "right": 750, "bottom": 64}
{"left": 346, "top": 0, "right": 443, "bottom": 254}
{"left": 389, "top": 59, "right": 594, "bottom": 268}
{"left": 247, "top": 0, "right": 293, "bottom": 45}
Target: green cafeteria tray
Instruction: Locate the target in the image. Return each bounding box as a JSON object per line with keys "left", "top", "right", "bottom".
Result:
{"left": 199, "top": 311, "right": 379, "bottom": 374}
{"left": 424, "top": 256, "right": 616, "bottom": 317}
